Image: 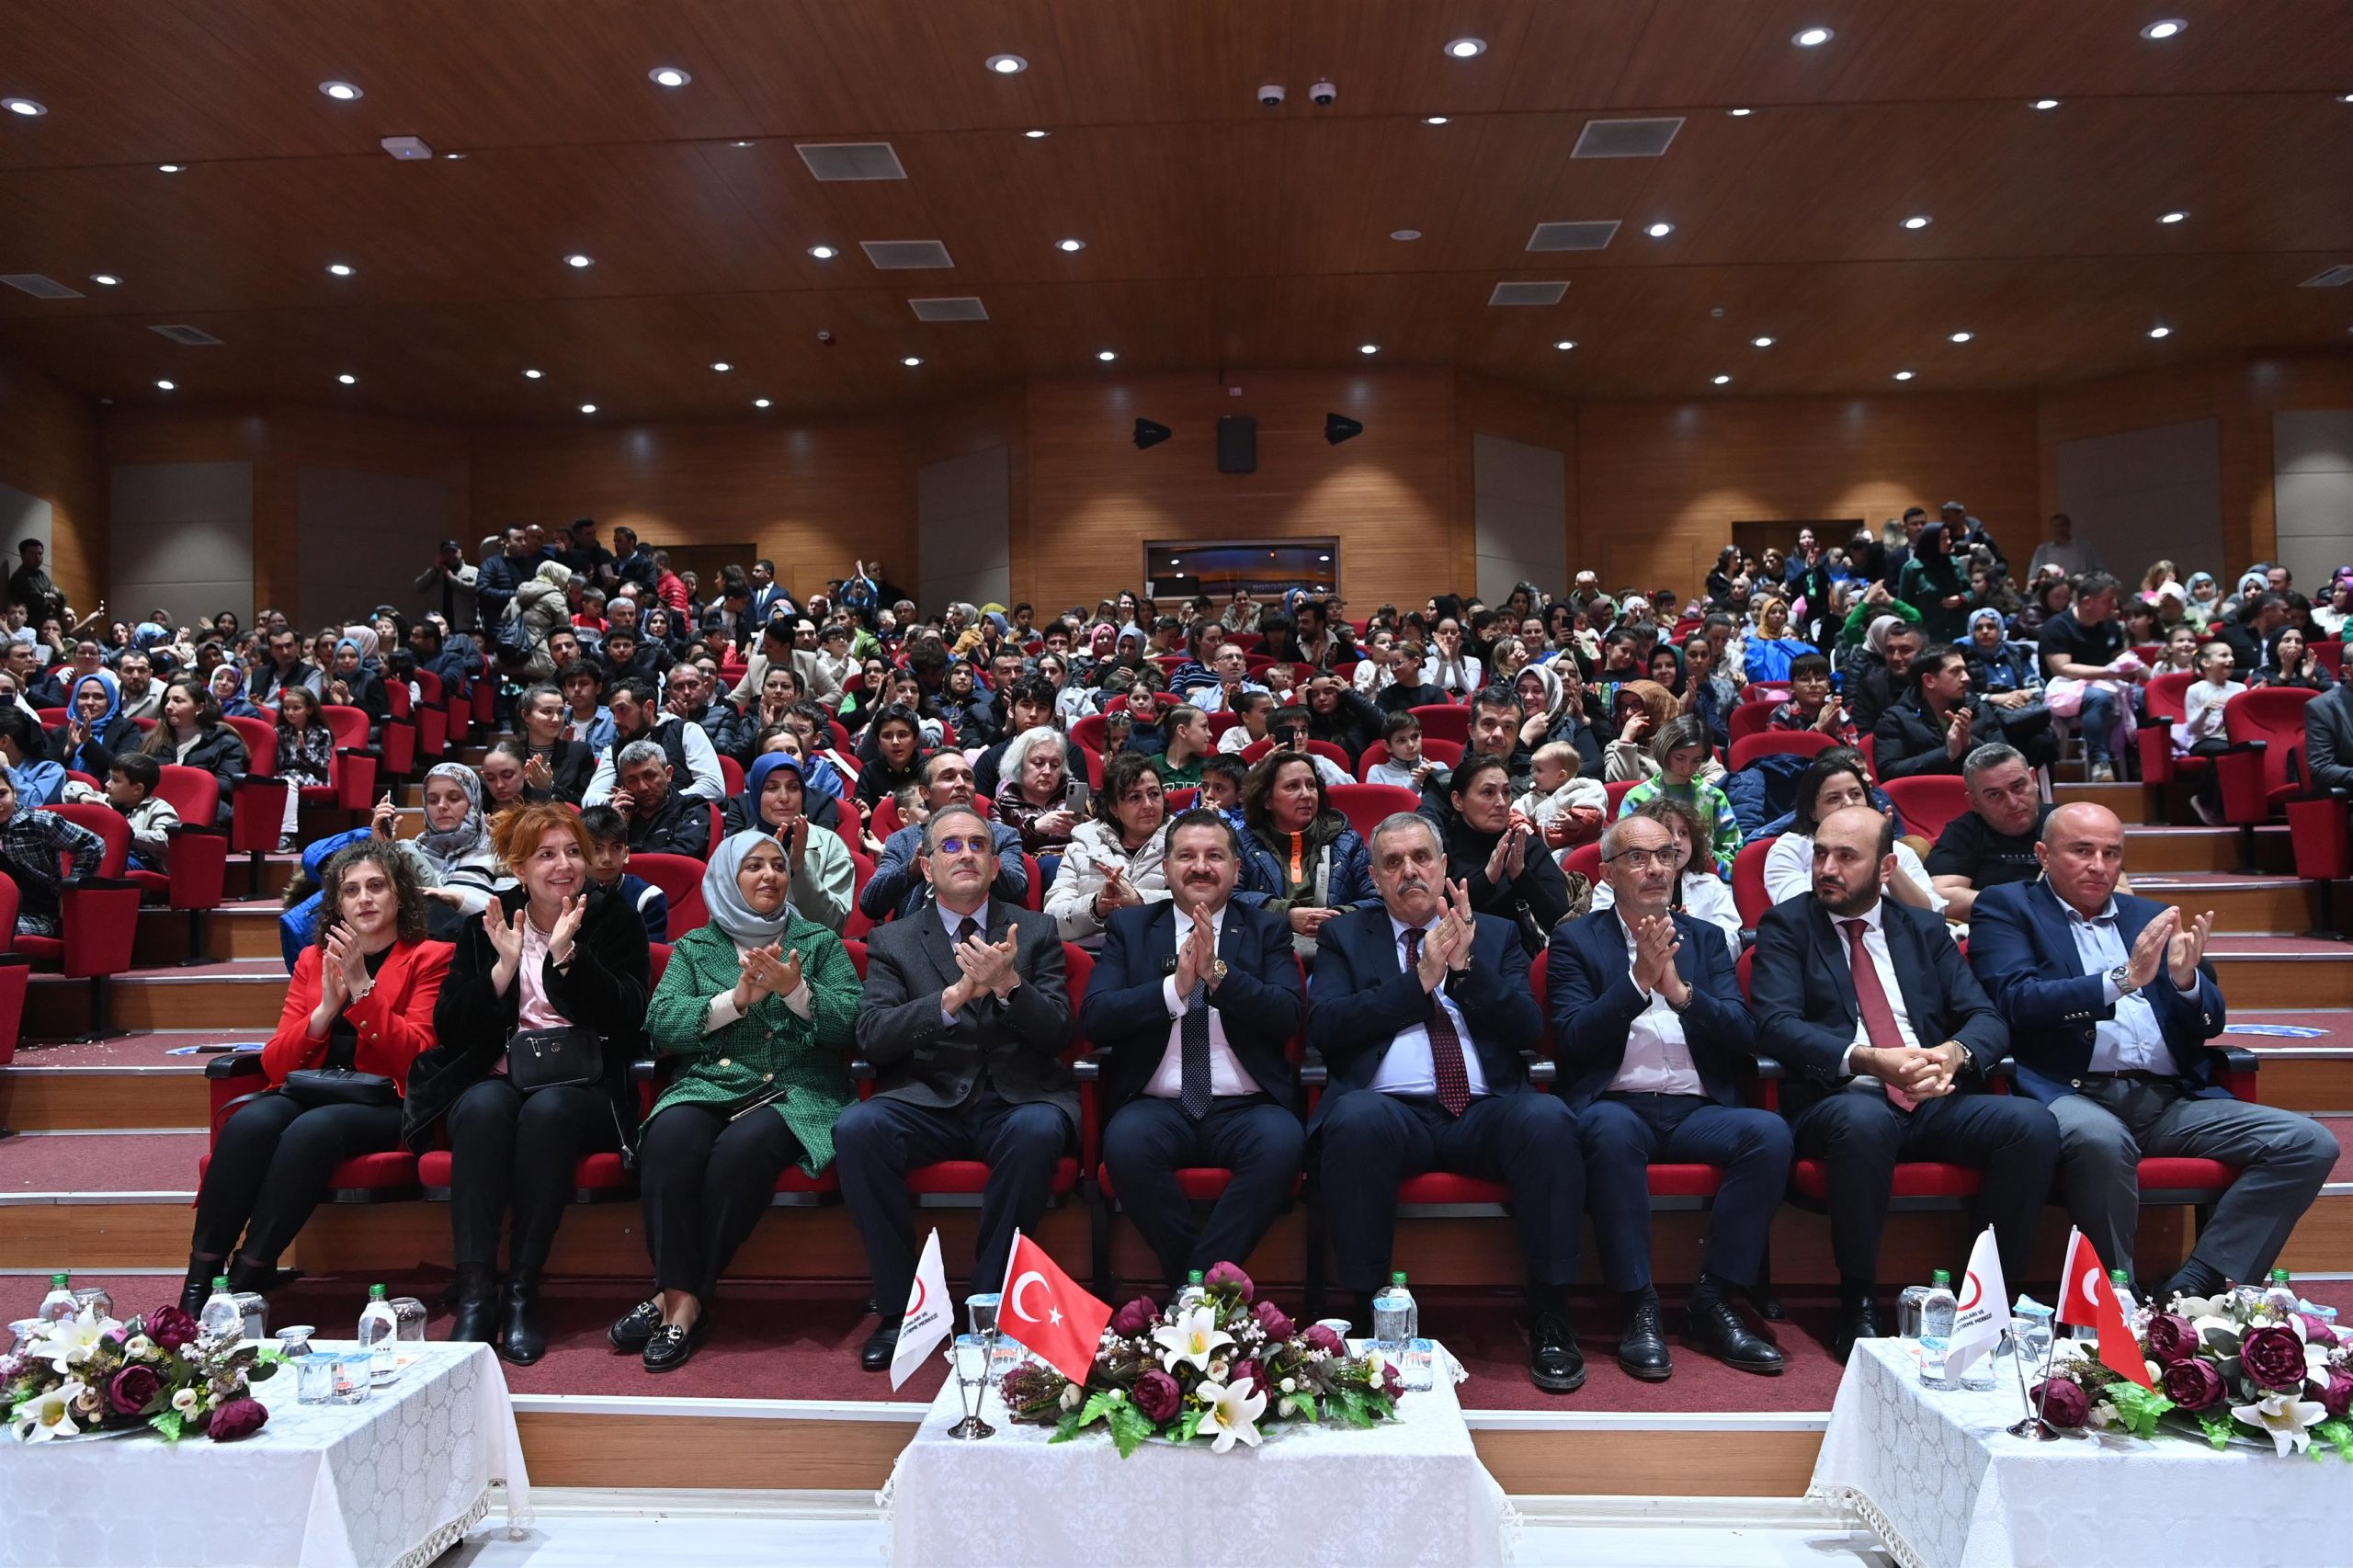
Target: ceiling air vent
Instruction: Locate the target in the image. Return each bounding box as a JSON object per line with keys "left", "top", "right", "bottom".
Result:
{"left": 862, "top": 240, "right": 955, "bottom": 270}
{"left": 908, "top": 297, "right": 988, "bottom": 323}
{"left": 149, "top": 324, "right": 225, "bottom": 346}
{"left": 0, "top": 274, "right": 83, "bottom": 300}
{"left": 1571, "top": 118, "right": 1685, "bottom": 159}
{"left": 1527, "top": 221, "right": 1620, "bottom": 253}
{"left": 795, "top": 142, "right": 907, "bottom": 181}
{"left": 1488, "top": 280, "right": 1570, "bottom": 307}
{"left": 2299, "top": 264, "right": 2353, "bottom": 289}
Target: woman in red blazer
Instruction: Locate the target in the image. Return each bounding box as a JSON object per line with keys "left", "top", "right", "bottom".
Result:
{"left": 179, "top": 840, "right": 451, "bottom": 1315}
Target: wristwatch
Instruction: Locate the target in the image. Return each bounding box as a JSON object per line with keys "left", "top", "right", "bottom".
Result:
{"left": 2107, "top": 961, "right": 2138, "bottom": 996}
{"left": 1210, "top": 959, "right": 1229, "bottom": 983}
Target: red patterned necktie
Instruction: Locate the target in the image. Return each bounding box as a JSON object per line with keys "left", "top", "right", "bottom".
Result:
{"left": 1403, "top": 927, "right": 1472, "bottom": 1117}
{"left": 1840, "top": 918, "right": 1916, "bottom": 1111}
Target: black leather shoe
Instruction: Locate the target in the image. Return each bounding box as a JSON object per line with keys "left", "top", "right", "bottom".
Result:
{"left": 642, "top": 1317, "right": 705, "bottom": 1374}
{"left": 608, "top": 1298, "right": 663, "bottom": 1354}
{"left": 499, "top": 1272, "right": 546, "bottom": 1366}
{"left": 1747, "top": 1283, "right": 1787, "bottom": 1322}
{"left": 449, "top": 1264, "right": 500, "bottom": 1345}
{"left": 223, "top": 1254, "right": 301, "bottom": 1296}
{"left": 1830, "top": 1297, "right": 1882, "bottom": 1363}
{"left": 1527, "top": 1310, "right": 1587, "bottom": 1394}
{"left": 1615, "top": 1298, "right": 1673, "bottom": 1381}
{"left": 1686, "top": 1290, "right": 1785, "bottom": 1376}
{"left": 178, "top": 1261, "right": 218, "bottom": 1319}
{"left": 859, "top": 1322, "right": 902, "bottom": 1372}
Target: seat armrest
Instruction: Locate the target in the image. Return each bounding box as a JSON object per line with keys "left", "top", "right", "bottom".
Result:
{"left": 627, "top": 1058, "right": 657, "bottom": 1085}
{"left": 2214, "top": 1046, "right": 2262, "bottom": 1103}
{"left": 205, "top": 1052, "right": 266, "bottom": 1081}
{"left": 63, "top": 875, "right": 136, "bottom": 892}
{"left": 849, "top": 1056, "right": 876, "bottom": 1081}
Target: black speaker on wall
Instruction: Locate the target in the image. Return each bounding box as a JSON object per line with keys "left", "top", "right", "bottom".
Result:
{"left": 1216, "top": 415, "right": 1257, "bottom": 473}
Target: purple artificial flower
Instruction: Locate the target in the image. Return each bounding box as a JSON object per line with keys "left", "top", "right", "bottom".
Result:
{"left": 2158, "top": 1358, "right": 2227, "bottom": 1413}
{"left": 107, "top": 1364, "right": 164, "bottom": 1416}
{"left": 2318, "top": 1371, "right": 2353, "bottom": 1423}
{"left": 144, "top": 1306, "right": 199, "bottom": 1352}
{"left": 1303, "top": 1324, "right": 1347, "bottom": 1358}
{"left": 1131, "top": 1369, "right": 1182, "bottom": 1424}
{"left": 1109, "top": 1296, "right": 1159, "bottom": 1338}
{"left": 2294, "top": 1312, "right": 2340, "bottom": 1349}
{"left": 206, "top": 1396, "right": 268, "bottom": 1442}
{"left": 1203, "top": 1262, "right": 1254, "bottom": 1302}
{"left": 1252, "top": 1300, "right": 1297, "bottom": 1342}
{"left": 1234, "top": 1358, "right": 1272, "bottom": 1402}
{"left": 2034, "top": 1379, "right": 2090, "bottom": 1429}
{"left": 2143, "top": 1312, "right": 2200, "bottom": 1367}
{"left": 2240, "top": 1324, "right": 2311, "bottom": 1392}
{"left": 1379, "top": 1358, "right": 1404, "bottom": 1400}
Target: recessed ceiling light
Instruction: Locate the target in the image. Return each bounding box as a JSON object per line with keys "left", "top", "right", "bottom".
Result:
{"left": 1644, "top": 222, "right": 1675, "bottom": 238}
{"left": 1902, "top": 215, "right": 1933, "bottom": 230}
{"left": 754, "top": 397, "right": 771, "bottom": 408}
{"left": 564, "top": 253, "right": 593, "bottom": 268}
{"left": 733, "top": 140, "right": 751, "bottom": 148}
{"left": 808, "top": 244, "right": 836, "bottom": 260}
{"left": 155, "top": 379, "right": 175, "bottom": 391}
{"left": 1445, "top": 38, "right": 1487, "bottom": 59}
{"left": 326, "top": 263, "right": 354, "bottom": 277}
{"left": 2339, "top": 93, "right": 2353, "bottom": 105}
{"left": 319, "top": 81, "right": 362, "bottom": 101}
{"left": 336, "top": 373, "right": 357, "bottom": 385}
{"left": 444, "top": 152, "right": 467, "bottom": 160}
{"left": 1752, "top": 335, "right": 1776, "bottom": 348}
{"left": 89, "top": 273, "right": 120, "bottom": 287}
{"left": 2159, "top": 210, "right": 2188, "bottom": 224}
{"left": 1949, "top": 330, "right": 1974, "bottom": 343}
{"left": 2148, "top": 324, "right": 2172, "bottom": 338}
{"left": 158, "top": 164, "right": 181, "bottom": 173}
{"left": 1727, "top": 108, "right": 1753, "bottom": 117}
{"left": 2033, "top": 98, "right": 2062, "bottom": 110}
{"left": 648, "top": 66, "right": 690, "bottom": 88}
{"left": 522, "top": 369, "right": 543, "bottom": 379}
{"left": 3, "top": 97, "right": 46, "bottom": 117}
{"left": 1424, "top": 115, "right": 1449, "bottom": 125}
{"left": 1711, "top": 374, "right": 1733, "bottom": 385}
{"left": 1553, "top": 340, "right": 1576, "bottom": 351}
{"left": 578, "top": 403, "right": 597, "bottom": 414}
{"left": 1358, "top": 343, "right": 1380, "bottom": 355}
{"left": 1892, "top": 369, "right": 1915, "bottom": 381}
{"left": 1390, "top": 229, "right": 1421, "bottom": 242}
{"left": 710, "top": 361, "right": 732, "bottom": 372}
{"left": 1024, "top": 128, "right": 1050, "bottom": 139}
{"left": 1792, "top": 26, "right": 1834, "bottom": 47}
{"left": 1096, "top": 349, "right": 1117, "bottom": 362}
{"left": 1054, "top": 238, "right": 1086, "bottom": 253}
{"left": 901, "top": 356, "right": 923, "bottom": 367}
{"left": 2141, "top": 19, "right": 2185, "bottom": 40}
{"left": 985, "top": 53, "right": 1027, "bottom": 74}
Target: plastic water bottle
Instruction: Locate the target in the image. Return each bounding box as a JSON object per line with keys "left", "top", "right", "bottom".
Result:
{"left": 1917, "top": 1269, "right": 1957, "bottom": 1390}
{"left": 199, "top": 1276, "right": 243, "bottom": 1343}
{"left": 2108, "top": 1268, "right": 2138, "bottom": 1320}
{"left": 1176, "top": 1269, "right": 1207, "bottom": 1312}
{"left": 2266, "top": 1267, "right": 2300, "bottom": 1314}
{"left": 37, "top": 1272, "right": 78, "bottom": 1324}
{"left": 1371, "top": 1271, "right": 1417, "bottom": 1371}
{"left": 357, "top": 1284, "right": 399, "bottom": 1384}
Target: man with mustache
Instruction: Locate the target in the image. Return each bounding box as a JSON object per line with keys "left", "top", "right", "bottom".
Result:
{"left": 1080, "top": 810, "right": 1305, "bottom": 1291}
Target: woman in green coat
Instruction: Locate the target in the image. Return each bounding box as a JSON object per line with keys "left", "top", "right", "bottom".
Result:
{"left": 607, "top": 830, "right": 861, "bottom": 1372}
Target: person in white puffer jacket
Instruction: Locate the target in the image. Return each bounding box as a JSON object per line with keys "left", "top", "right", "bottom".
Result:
{"left": 1045, "top": 751, "right": 1175, "bottom": 945}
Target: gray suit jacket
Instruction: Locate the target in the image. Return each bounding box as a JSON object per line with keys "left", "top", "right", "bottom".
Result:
{"left": 852, "top": 903, "right": 1076, "bottom": 1125}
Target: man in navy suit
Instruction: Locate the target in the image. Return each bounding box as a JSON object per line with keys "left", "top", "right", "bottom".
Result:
{"left": 1751, "top": 806, "right": 2059, "bottom": 1360}
{"left": 1548, "top": 813, "right": 1790, "bottom": 1380}
{"left": 1309, "top": 811, "right": 1586, "bottom": 1392}
{"left": 1081, "top": 810, "right": 1307, "bottom": 1291}
{"left": 1969, "top": 803, "right": 2337, "bottom": 1303}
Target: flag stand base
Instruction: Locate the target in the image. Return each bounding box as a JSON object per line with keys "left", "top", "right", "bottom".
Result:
{"left": 2004, "top": 1415, "right": 2062, "bottom": 1441}
{"left": 947, "top": 1414, "right": 997, "bottom": 1441}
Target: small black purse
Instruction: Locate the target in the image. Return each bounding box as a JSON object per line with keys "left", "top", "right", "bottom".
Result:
{"left": 279, "top": 1067, "right": 399, "bottom": 1108}
{"left": 506, "top": 1025, "right": 602, "bottom": 1094}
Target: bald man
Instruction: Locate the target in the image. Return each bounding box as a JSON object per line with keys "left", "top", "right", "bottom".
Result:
{"left": 1967, "top": 803, "right": 2338, "bottom": 1304}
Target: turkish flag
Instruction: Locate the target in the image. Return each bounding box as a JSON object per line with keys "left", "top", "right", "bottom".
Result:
{"left": 998, "top": 1231, "right": 1112, "bottom": 1383}
{"left": 2054, "top": 1229, "right": 2154, "bottom": 1389}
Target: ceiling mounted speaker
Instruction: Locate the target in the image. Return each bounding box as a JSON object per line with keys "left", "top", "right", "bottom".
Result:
{"left": 1324, "top": 413, "right": 1364, "bottom": 445}
{"left": 1132, "top": 417, "right": 1172, "bottom": 449}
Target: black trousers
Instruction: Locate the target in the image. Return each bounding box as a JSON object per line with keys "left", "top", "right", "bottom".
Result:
{"left": 1102, "top": 1095, "right": 1303, "bottom": 1292}
{"left": 446, "top": 1078, "right": 619, "bottom": 1275}
{"left": 1314, "top": 1090, "right": 1585, "bottom": 1294}
{"left": 1578, "top": 1093, "right": 1792, "bottom": 1292}
{"left": 638, "top": 1103, "right": 802, "bottom": 1301}
{"left": 1790, "top": 1086, "right": 2061, "bottom": 1286}
{"left": 191, "top": 1094, "right": 403, "bottom": 1266}
{"left": 833, "top": 1091, "right": 1072, "bottom": 1313}
{"left": 2186, "top": 735, "right": 2232, "bottom": 814}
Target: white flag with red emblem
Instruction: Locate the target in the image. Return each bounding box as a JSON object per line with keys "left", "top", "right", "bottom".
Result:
{"left": 889, "top": 1228, "right": 952, "bottom": 1390}
{"left": 1946, "top": 1225, "right": 2006, "bottom": 1378}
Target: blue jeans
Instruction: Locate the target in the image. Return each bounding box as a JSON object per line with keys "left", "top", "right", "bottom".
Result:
{"left": 2077, "top": 686, "right": 2118, "bottom": 764}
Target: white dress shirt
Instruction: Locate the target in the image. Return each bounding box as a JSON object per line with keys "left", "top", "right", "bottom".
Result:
{"left": 1590, "top": 871, "right": 1744, "bottom": 959}
{"left": 1606, "top": 911, "right": 1705, "bottom": 1097}
{"left": 1832, "top": 899, "right": 1923, "bottom": 1079}
{"left": 2063, "top": 896, "right": 2194, "bottom": 1074}
{"left": 1367, "top": 915, "right": 1492, "bottom": 1099}
{"left": 1765, "top": 833, "right": 1943, "bottom": 916}
{"left": 1143, "top": 903, "right": 1259, "bottom": 1099}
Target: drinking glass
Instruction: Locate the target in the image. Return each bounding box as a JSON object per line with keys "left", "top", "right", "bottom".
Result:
{"left": 72, "top": 1286, "right": 115, "bottom": 1323}
{"left": 389, "top": 1297, "right": 429, "bottom": 1342}
{"left": 296, "top": 1353, "right": 338, "bottom": 1405}
{"left": 2012, "top": 1311, "right": 2052, "bottom": 1366}
{"left": 330, "top": 1351, "right": 371, "bottom": 1404}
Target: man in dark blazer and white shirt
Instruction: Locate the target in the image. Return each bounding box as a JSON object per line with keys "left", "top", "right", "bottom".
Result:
{"left": 1548, "top": 812, "right": 1790, "bottom": 1381}
{"left": 1082, "top": 810, "right": 1306, "bottom": 1292}
{"left": 840, "top": 804, "right": 1074, "bottom": 1370}
{"left": 1750, "top": 805, "right": 2060, "bottom": 1360}
{"left": 1309, "top": 811, "right": 1587, "bottom": 1392}
{"left": 1968, "top": 802, "right": 2337, "bottom": 1303}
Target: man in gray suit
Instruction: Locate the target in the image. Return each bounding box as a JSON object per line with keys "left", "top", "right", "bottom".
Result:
{"left": 840, "top": 803, "right": 1074, "bottom": 1370}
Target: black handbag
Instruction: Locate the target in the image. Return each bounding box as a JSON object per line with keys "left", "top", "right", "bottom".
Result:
{"left": 279, "top": 1067, "right": 399, "bottom": 1108}
{"left": 506, "top": 1025, "right": 602, "bottom": 1094}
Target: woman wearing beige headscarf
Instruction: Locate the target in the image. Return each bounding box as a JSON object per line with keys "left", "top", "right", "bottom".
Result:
{"left": 1603, "top": 678, "right": 1725, "bottom": 784}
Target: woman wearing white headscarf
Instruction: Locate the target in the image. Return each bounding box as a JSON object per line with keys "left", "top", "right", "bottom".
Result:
{"left": 612, "top": 832, "right": 861, "bottom": 1372}
{"left": 406, "top": 763, "right": 507, "bottom": 934}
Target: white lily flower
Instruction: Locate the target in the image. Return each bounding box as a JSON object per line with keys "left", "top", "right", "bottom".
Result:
{"left": 2233, "top": 1391, "right": 2329, "bottom": 1458}
{"left": 12, "top": 1381, "right": 87, "bottom": 1442}
{"left": 1150, "top": 1306, "right": 1235, "bottom": 1375}
{"left": 1193, "top": 1377, "right": 1267, "bottom": 1454}
{"left": 33, "top": 1315, "right": 108, "bottom": 1376}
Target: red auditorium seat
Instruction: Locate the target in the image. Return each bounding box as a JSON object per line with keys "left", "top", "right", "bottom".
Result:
{"left": 1880, "top": 775, "right": 1967, "bottom": 844}
{"left": 11, "top": 803, "right": 141, "bottom": 1040}
{"left": 1789, "top": 1160, "right": 1981, "bottom": 1204}
{"left": 1727, "top": 701, "right": 1782, "bottom": 745}
{"left": 1070, "top": 714, "right": 1110, "bottom": 757}
{"left": 0, "top": 875, "right": 33, "bottom": 1065}
{"left": 1729, "top": 730, "right": 1838, "bottom": 772}
{"left": 1327, "top": 783, "right": 1422, "bottom": 841}
{"left": 1408, "top": 705, "right": 1470, "bottom": 744}
{"left": 630, "top": 853, "right": 710, "bottom": 939}
{"left": 312, "top": 703, "right": 379, "bottom": 823}
{"left": 1240, "top": 736, "right": 1353, "bottom": 774}
{"left": 220, "top": 714, "right": 290, "bottom": 878}
{"left": 870, "top": 794, "right": 904, "bottom": 842}
{"left": 1562, "top": 840, "right": 1602, "bottom": 885}
{"left": 1357, "top": 737, "right": 1463, "bottom": 780}
{"left": 718, "top": 754, "right": 745, "bottom": 797}
{"left": 2214, "top": 687, "right": 2316, "bottom": 830}
{"left": 1731, "top": 836, "right": 1777, "bottom": 928}
{"left": 131, "top": 766, "right": 229, "bottom": 963}
{"left": 2137, "top": 670, "right": 2200, "bottom": 794}
{"left": 1604, "top": 779, "right": 1639, "bottom": 815}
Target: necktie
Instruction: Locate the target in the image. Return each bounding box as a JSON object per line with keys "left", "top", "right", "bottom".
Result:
{"left": 1404, "top": 928, "right": 1472, "bottom": 1117}
{"left": 1840, "top": 918, "right": 1916, "bottom": 1111}
{"left": 954, "top": 916, "right": 981, "bottom": 948}
{"left": 1178, "top": 929, "right": 1212, "bottom": 1120}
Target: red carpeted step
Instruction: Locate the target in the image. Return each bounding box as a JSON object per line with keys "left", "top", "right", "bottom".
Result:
{"left": 0, "top": 1131, "right": 206, "bottom": 1194}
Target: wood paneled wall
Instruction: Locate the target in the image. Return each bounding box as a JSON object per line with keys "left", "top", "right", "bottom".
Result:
{"left": 0, "top": 349, "right": 103, "bottom": 611}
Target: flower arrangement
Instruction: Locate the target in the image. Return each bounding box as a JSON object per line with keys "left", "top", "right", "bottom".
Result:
{"left": 2031, "top": 1285, "right": 2353, "bottom": 1459}
{"left": 5, "top": 1303, "right": 280, "bottom": 1444}
{"left": 998, "top": 1262, "right": 1401, "bottom": 1458}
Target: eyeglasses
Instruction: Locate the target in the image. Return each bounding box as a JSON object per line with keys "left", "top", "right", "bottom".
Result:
{"left": 1602, "top": 846, "right": 1680, "bottom": 869}
{"left": 930, "top": 836, "right": 985, "bottom": 857}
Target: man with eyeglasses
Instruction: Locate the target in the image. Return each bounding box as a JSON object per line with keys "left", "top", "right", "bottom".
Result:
{"left": 1547, "top": 814, "right": 1790, "bottom": 1381}
{"left": 859, "top": 750, "right": 1029, "bottom": 923}
{"left": 839, "top": 803, "right": 1074, "bottom": 1372}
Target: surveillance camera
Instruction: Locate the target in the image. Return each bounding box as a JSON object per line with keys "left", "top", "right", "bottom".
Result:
{"left": 1258, "top": 84, "right": 1286, "bottom": 108}
{"left": 1310, "top": 80, "right": 1336, "bottom": 107}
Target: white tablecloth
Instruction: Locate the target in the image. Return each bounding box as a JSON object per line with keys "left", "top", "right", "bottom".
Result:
{"left": 882, "top": 1346, "right": 1511, "bottom": 1568}
{"left": 0, "top": 1339, "right": 530, "bottom": 1568}
{"left": 1809, "top": 1337, "right": 2342, "bottom": 1568}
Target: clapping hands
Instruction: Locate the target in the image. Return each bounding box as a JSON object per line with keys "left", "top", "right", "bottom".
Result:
{"left": 1413, "top": 880, "right": 1478, "bottom": 992}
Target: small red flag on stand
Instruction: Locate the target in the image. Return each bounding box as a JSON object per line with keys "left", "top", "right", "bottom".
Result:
{"left": 2055, "top": 1229, "right": 2154, "bottom": 1390}
{"left": 998, "top": 1231, "right": 1112, "bottom": 1383}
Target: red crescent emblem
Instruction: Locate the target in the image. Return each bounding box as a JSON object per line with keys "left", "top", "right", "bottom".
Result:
{"left": 1957, "top": 1270, "right": 1983, "bottom": 1312}
{"left": 906, "top": 1276, "right": 926, "bottom": 1319}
